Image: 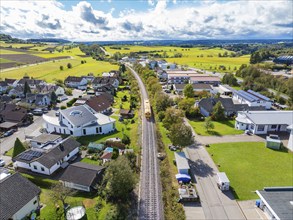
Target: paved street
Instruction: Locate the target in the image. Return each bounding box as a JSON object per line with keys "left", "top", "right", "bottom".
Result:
{"left": 184, "top": 118, "right": 246, "bottom": 219}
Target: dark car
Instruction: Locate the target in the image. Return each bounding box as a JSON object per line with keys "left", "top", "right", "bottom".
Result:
{"left": 3, "top": 129, "right": 16, "bottom": 137}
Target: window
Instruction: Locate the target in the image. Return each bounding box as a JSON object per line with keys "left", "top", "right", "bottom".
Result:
{"left": 33, "top": 165, "right": 37, "bottom": 170}
{"left": 96, "top": 127, "right": 99, "bottom": 133}
{"left": 99, "top": 127, "right": 102, "bottom": 133}
{"left": 83, "top": 129, "right": 86, "bottom": 135}
{"left": 70, "top": 130, "right": 73, "bottom": 135}
{"left": 41, "top": 167, "right": 45, "bottom": 171}
{"left": 67, "top": 154, "right": 70, "bottom": 157}
{"left": 257, "top": 125, "right": 265, "bottom": 131}
{"left": 251, "top": 124, "right": 255, "bottom": 130}
{"left": 33, "top": 200, "right": 37, "bottom": 205}
{"left": 271, "top": 125, "right": 277, "bottom": 129}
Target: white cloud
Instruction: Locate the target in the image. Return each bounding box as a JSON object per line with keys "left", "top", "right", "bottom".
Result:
{"left": 0, "top": 0, "right": 292, "bottom": 41}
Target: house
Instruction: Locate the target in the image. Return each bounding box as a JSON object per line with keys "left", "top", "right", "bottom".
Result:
{"left": 59, "top": 162, "right": 105, "bottom": 192}
{"left": 0, "top": 81, "right": 8, "bottom": 94}
{"left": 0, "top": 103, "right": 32, "bottom": 126}
{"left": 0, "top": 173, "right": 41, "bottom": 220}
{"left": 159, "top": 62, "right": 177, "bottom": 70}
{"left": 120, "top": 109, "right": 134, "bottom": 119}
{"left": 74, "top": 94, "right": 113, "bottom": 114}
{"left": 8, "top": 85, "right": 25, "bottom": 98}
{"left": 166, "top": 70, "right": 201, "bottom": 84}
{"left": 256, "top": 187, "right": 293, "bottom": 220}
{"left": 64, "top": 76, "right": 88, "bottom": 90}
{"left": 43, "top": 105, "right": 116, "bottom": 136}
{"left": 13, "top": 137, "right": 80, "bottom": 175}
{"left": 17, "top": 76, "right": 46, "bottom": 89}
{"left": 189, "top": 75, "right": 221, "bottom": 86}
{"left": 95, "top": 84, "right": 116, "bottom": 96}
{"left": 198, "top": 98, "right": 266, "bottom": 117}
{"left": 0, "top": 94, "right": 12, "bottom": 103}
{"left": 36, "top": 84, "right": 65, "bottom": 96}
{"left": 25, "top": 93, "right": 51, "bottom": 106}
{"left": 92, "top": 77, "right": 119, "bottom": 89}
{"left": 235, "top": 111, "right": 293, "bottom": 134}
{"left": 100, "top": 151, "right": 112, "bottom": 164}
{"left": 4, "top": 78, "right": 18, "bottom": 87}
{"left": 174, "top": 152, "right": 190, "bottom": 175}
{"left": 173, "top": 83, "right": 213, "bottom": 95}
{"left": 0, "top": 121, "right": 18, "bottom": 132}
{"left": 218, "top": 85, "right": 235, "bottom": 96}
{"left": 233, "top": 90, "right": 272, "bottom": 109}
{"left": 30, "top": 133, "right": 62, "bottom": 150}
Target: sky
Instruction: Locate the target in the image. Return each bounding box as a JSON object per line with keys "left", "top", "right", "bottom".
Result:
{"left": 0, "top": 0, "right": 292, "bottom": 41}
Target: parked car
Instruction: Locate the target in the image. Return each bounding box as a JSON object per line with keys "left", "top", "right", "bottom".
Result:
{"left": 3, "top": 129, "right": 16, "bottom": 137}
{"left": 245, "top": 130, "right": 252, "bottom": 135}
{"left": 0, "top": 158, "right": 5, "bottom": 167}
{"left": 55, "top": 111, "right": 60, "bottom": 116}
{"left": 42, "top": 108, "right": 49, "bottom": 113}
{"left": 33, "top": 109, "right": 43, "bottom": 116}
{"left": 168, "top": 145, "right": 177, "bottom": 151}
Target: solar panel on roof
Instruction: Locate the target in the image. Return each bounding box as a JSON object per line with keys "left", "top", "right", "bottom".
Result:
{"left": 19, "top": 150, "right": 42, "bottom": 161}
{"left": 247, "top": 90, "right": 270, "bottom": 101}
{"left": 19, "top": 153, "right": 33, "bottom": 161}
{"left": 237, "top": 90, "right": 256, "bottom": 102}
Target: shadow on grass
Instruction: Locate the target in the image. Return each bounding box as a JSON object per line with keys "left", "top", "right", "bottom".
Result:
{"left": 220, "top": 120, "right": 235, "bottom": 128}
{"left": 206, "top": 130, "right": 222, "bottom": 136}
{"left": 229, "top": 186, "right": 240, "bottom": 200}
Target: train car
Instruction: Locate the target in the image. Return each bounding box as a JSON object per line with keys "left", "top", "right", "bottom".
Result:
{"left": 144, "top": 99, "right": 151, "bottom": 119}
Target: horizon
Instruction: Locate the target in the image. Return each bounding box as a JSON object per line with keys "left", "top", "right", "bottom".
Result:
{"left": 1, "top": 0, "right": 292, "bottom": 41}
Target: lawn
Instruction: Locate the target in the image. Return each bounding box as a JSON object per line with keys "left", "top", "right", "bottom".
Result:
{"left": 81, "top": 157, "right": 102, "bottom": 166}
{"left": 21, "top": 173, "right": 113, "bottom": 219}
{"left": 4, "top": 147, "right": 14, "bottom": 157}
{"left": 0, "top": 58, "right": 14, "bottom": 63}
{"left": 207, "top": 142, "right": 293, "bottom": 200}
{"left": 113, "top": 90, "right": 131, "bottom": 109}
{"left": 188, "top": 119, "right": 244, "bottom": 136}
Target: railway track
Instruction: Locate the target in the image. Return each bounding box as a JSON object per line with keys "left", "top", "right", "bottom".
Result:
{"left": 127, "top": 65, "right": 164, "bottom": 220}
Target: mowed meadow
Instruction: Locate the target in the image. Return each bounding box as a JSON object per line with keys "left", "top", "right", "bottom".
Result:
{"left": 0, "top": 43, "right": 118, "bottom": 82}
{"left": 104, "top": 45, "right": 250, "bottom": 73}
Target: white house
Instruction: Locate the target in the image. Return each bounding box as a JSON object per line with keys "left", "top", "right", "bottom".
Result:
{"left": 30, "top": 133, "right": 62, "bottom": 150}
{"left": 233, "top": 90, "right": 272, "bottom": 109}
{"left": 0, "top": 173, "right": 41, "bottom": 220}
{"left": 64, "top": 76, "right": 88, "bottom": 90}
{"left": 174, "top": 152, "right": 190, "bottom": 175}
{"left": 60, "top": 162, "right": 105, "bottom": 192}
{"left": 92, "top": 77, "right": 119, "bottom": 89}
{"left": 159, "top": 62, "right": 177, "bottom": 70}
{"left": 235, "top": 111, "right": 293, "bottom": 134}
{"left": 26, "top": 93, "right": 51, "bottom": 106}
{"left": 43, "top": 105, "right": 116, "bottom": 136}
{"left": 13, "top": 137, "right": 80, "bottom": 175}
{"left": 37, "top": 84, "right": 65, "bottom": 96}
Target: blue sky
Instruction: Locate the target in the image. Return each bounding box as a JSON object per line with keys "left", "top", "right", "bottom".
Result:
{"left": 1, "top": 0, "right": 292, "bottom": 41}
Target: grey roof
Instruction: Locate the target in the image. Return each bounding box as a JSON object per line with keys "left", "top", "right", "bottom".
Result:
{"left": 239, "top": 111, "right": 293, "bottom": 125}
{"left": 36, "top": 137, "right": 80, "bottom": 168}
{"left": 257, "top": 187, "right": 293, "bottom": 220}
{"left": 92, "top": 77, "right": 117, "bottom": 85}
{"left": 14, "top": 137, "right": 80, "bottom": 169}
{"left": 31, "top": 133, "right": 61, "bottom": 144}
{"left": 234, "top": 90, "right": 271, "bottom": 102}
{"left": 0, "top": 173, "right": 41, "bottom": 220}
{"left": 60, "top": 162, "right": 104, "bottom": 188}
{"left": 61, "top": 105, "right": 97, "bottom": 127}
{"left": 64, "top": 76, "right": 84, "bottom": 83}
{"left": 174, "top": 152, "right": 190, "bottom": 170}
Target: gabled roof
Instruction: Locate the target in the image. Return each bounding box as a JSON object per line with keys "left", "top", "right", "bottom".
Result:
{"left": 85, "top": 95, "right": 112, "bottom": 113}
{"left": 0, "top": 103, "right": 28, "bottom": 123}
{"left": 61, "top": 105, "right": 97, "bottom": 127}
{"left": 0, "top": 173, "right": 41, "bottom": 220}
{"left": 174, "top": 83, "right": 212, "bottom": 90}
{"left": 64, "top": 76, "right": 84, "bottom": 83}
{"left": 60, "top": 162, "right": 104, "bottom": 187}
{"left": 237, "top": 111, "right": 293, "bottom": 125}
{"left": 18, "top": 78, "right": 44, "bottom": 85}
{"left": 4, "top": 78, "right": 17, "bottom": 84}
{"left": 0, "top": 81, "right": 8, "bottom": 87}
{"left": 101, "top": 151, "right": 112, "bottom": 160}
{"left": 92, "top": 77, "right": 117, "bottom": 85}
{"left": 189, "top": 76, "right": 221, "bottom": 82}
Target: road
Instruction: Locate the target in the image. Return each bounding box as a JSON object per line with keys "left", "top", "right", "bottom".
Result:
{"left": 184, "top": 118, "right": 246, "bottom": 220}
{"left": 127, "top": 65, "right": 164, "bottom": 220}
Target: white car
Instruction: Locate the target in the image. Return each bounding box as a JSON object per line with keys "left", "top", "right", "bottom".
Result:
{"left": 0, "top": 158, "right": 5, "bottom": 167}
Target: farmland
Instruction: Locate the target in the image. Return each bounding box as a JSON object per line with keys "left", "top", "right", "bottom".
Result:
{"left": 104, "top": 45, "right": 250, "bottom": 73}
{"left": 0, "top": 44, "right": 118, "bottom": 81}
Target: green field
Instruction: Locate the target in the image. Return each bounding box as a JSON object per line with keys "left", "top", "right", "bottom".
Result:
{"left": 0, "top": 46, "right": 118, "bottom": 82}
{"left": 104, "top": 45, "right": 250, "bottom": 73}
{"left": 207, "top": 142, "right": 293, "bottom": 200}
{"left": 0, "top": 49, "right": 26, "bottom": 54}
{"left": 188, "top": 119, "right": 244, "bottom": 136}
{"left": 0, "top": 58, "right": 13, "bottom": 63}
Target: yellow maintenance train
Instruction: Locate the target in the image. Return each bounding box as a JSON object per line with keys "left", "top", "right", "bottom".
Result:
{"left": 144, "top": 99, "right": 151, "bottom": 119}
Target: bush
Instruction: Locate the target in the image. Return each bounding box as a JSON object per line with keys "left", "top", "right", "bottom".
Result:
{"left": 67, "top": 63, "right": 72, "bottom": 69}
{"left": 65, "top": 88, "right": 72, "bottom": 96}
{"left": 131, "top": 119, "right": 135, "bottom": 124}
{"left": 122, "top": 134, "right": 131, "bottom": 145}
{"left": 60, "top": 105, "right": 66, "bottom": 110}
{"left": 66, "top": 98, "right": 77, "bottom": 107}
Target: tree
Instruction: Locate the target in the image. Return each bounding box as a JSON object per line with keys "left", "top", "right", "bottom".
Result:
{"left": 65, "top": 88, "right": 72, "bottom": 96}
{"left": 103, "top": 157, "right": 136, "bottom": 201}
{"left": 155, "top": 93, "right": 172, "bottom": 112}
{"left": 211, "top": 101, "right": 226, "bottom": 121}
{"left": 59, "top": 65, "right": 64, "bottom": 71}
{"left": 122, "top": 134, "right": 130, "bottom": 145}
{"left": 183, "top": 84, "right": 194, "bottom": 98}
{"left": 49, "top": 183, "right": 76, "bottom": 218}
{"left": 222, "top": 73, "right": 238, "bottom": 86}
{"left": 178, "top": 98, "right": 195, "bottom": 113}
{"left": 169, "top": 123, "right": 193, "bottom": 148}
{"left": 119, "top": 64, "right": 126, "bottom": 73}
{"left": 162, "top": 108, "right": 183, "bottom": 130}
{"left": 50, "top": 91, "right": 58, "bottom": 105}
{"left": 203, "top": 117, "right": 214, "bottom": 132}
{"left": 24, "top": 81, "right": 31, "bottom": 95}
{"left": 12, "top": 138, "right": 26, "bottom": 158}
{"left": 67, "top": 63, "right": 72, "bottom": 69}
